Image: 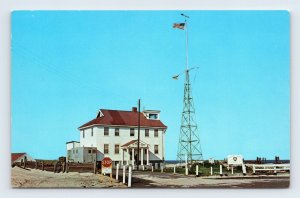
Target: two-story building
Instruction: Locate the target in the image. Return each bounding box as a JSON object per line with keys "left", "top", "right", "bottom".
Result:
{"left": 67, "top": 107, "right": 167, "bottom": 166}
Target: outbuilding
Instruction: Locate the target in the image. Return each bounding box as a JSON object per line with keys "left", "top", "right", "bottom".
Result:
{"left": 11, "top": 153, "right": 35, "bottom": 164}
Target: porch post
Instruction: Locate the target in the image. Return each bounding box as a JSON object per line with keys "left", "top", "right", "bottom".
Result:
{"left": 147, "top": 147, "right": 150, "bottom": 165}
{"left": 141, "top": 148, "right": 144, "bottom": 165}
{"left": 127, "top": 148, "right": 129, "bottom": 165}
{"left": 132, "top": 148, "right": 135, "bottom": 166}
{"left": 122, "top": 149, "right": 124, "bottom": 165}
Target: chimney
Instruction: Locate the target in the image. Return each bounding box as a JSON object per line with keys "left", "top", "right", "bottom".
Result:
{"left": 132, "top": 107, "right": 137, "bottom": 112}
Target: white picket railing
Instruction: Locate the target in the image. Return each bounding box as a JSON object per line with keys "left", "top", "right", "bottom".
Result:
{"left": 248, "top": 164, "right": 290, "bottom": 174}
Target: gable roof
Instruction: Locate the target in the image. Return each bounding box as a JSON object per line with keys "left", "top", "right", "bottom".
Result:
{"left": 79, "top": 109, "right": 167, "bottom": 129}
{"left": 121, "top": 139, "right": 138, "bottom": 147}
{"left": 121, "top": 139, "right": 149, "bottom": 148}
{"left": 11, "top": 153, "right": 26, "bottom": 162}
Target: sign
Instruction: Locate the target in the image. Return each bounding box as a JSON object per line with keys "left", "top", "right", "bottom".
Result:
{"left": 227, "top": 155, "right": 244, "bottom": 166}
{"left": 208, "top": 158, "right": 215, "bottom": 164}
{"left": 102, "top": 157, "right": 112, "bottom": 174}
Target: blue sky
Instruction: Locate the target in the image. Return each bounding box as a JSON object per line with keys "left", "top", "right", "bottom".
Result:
{"left": 11, "top": 11, "right": 290, "bottom": 160}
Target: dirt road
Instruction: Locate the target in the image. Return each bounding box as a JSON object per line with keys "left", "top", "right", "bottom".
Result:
{"left": 127, "top": 171, "right": 289, "bottom": 188}
{"left": 11, "top": 167, "right": 289, "bottom": 188}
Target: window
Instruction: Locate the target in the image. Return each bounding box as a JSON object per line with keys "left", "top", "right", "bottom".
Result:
{"left": 149, "top": 114, "right": 158, "bottom": 119}
{"left": 76, "top": 150, "right": 78, "bottom": 154}
{"left": 130, "top": 128, "right": 135, "bottom": 136}
{"left": 154, "top": 129, "right": 158, "bottom": 137}
{"left": 154, "top": 145, "right": 159, "bottom": 154}
{"left": 83, "top": 130, "right": 85, "bottom": 138}
{"left": 91, "top": 128, "right": 93, "bottom": 136}
{"left": 104, "top": 144, "right": 109, "bottom": 154}
{"left": 115, "top": 128, "right": 119, "bottom": 136}
{"left": 115, "top": 144, "right": 120, "bottom": 154}
{"left": 104, "top": 127, "right": 109, "bottom": 136}
{"left": 145, "top": 129, "right": 149, "bottom": 137}
{"left": 88, "top": 150, "right": 92, "bottom": 154}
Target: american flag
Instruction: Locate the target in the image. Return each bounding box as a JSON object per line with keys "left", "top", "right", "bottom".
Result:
{"left": 173, "top": 23, "right": 185, "bottom": 30}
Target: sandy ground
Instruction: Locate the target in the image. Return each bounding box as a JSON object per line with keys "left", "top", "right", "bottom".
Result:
{"left": 11, "top": 167, "right": 126, "bottom": 188}
{"left": 11, "top": 167, "right": 289, "bottom": 188}
{"left": 128, "top": 171, "right": 290, "bottom": 188}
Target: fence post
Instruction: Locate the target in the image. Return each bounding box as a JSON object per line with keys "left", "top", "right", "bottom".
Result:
{"left": 151, "top": 166, "right": 153, "bottom": 172}
{"left": 185, "top": 154, "right": 188, "bottom": 175}
{"left": 62, "top": 162, "right": 66, "bottom": 173}
{"left": 35, "top": 161, "right": 38, "bottom": 169}
{"left": 253, "top": 164, "right": 256, "bottom": 174}
{"left": 54, "top": 162, "right": 57, "bottom": 173}
{"left": 128, "top": 165, "right": 132, "bottom": 187}
{"left": 220, "top": 165, "right": 223, "bottom": 176}
{"left": 123, "top": 165, "right": 126, "bottom": 184}
{"left": 231, "top": 166, "right": 233, "bottom": 175}
{"left": 116, "top": 164, "right": 119, "bottom": 181}
{"left": 196, "top": 165, "right": 199, "bottom": 177}
{"left": 23, "top": 159, "right": 26, "bottom": 169}
{"left": 242, "top": 164, "right": 246, "bottom": 175}
{"left": 94, "top": 161, "right": 97, "bottom": 174}
{"left": 210, "top": 166, "right": 213, "bottom": 175}
{"left": 42, "top": 161, "right": 44, "bottom": 171}
{"left": 161, "top": 165, "right": 163, "bottom": 173}
{"left": 174, "top": 165, "right": 176, "bottom": 174}
{"left": 66, "top": 162, "right": 69, "bottom": 173}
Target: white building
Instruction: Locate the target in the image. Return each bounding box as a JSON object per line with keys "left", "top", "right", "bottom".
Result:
{"left": 67, "top": 107, "right": 167, "bottom": 166}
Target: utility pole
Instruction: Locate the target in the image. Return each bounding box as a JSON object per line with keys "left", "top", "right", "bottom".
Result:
{"left": 137, "top": 99, "right": 141, "bottom": 170}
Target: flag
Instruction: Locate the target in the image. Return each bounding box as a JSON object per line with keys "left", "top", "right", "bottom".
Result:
{"left": 173, "top": 23, "right": 185, "bottom": 30}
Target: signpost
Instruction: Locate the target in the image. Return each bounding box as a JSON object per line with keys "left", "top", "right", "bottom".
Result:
{"left": 102, "top": 157, "right": 113, "bottom": 181}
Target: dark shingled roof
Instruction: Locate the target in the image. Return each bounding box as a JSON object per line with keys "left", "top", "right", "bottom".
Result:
{"left": 79, "top": 109, "right": 167, "bottom": 129}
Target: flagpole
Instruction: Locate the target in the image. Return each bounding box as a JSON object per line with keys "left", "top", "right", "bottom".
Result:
{"left": 181, "top": 13, "right": 189, "bottom": 71}
{"left": 185, "top": 18, "right": 189, "bottom": 71}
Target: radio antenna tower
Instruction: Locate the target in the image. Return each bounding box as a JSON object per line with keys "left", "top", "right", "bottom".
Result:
{"left": 173, "top": 13, "right": 203, "bottom": 164}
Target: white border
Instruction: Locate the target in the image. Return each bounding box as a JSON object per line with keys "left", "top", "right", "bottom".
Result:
{"left": 1, "top": 0, "right": 299, "bottom": 198}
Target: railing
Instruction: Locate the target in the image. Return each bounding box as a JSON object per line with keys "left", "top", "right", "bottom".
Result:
{"left": 248, "top": 164, "right": 290, "bottom": 174}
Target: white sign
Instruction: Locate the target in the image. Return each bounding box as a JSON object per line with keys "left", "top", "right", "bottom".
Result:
{"left": 208, "top": 158, "right": 215, "bottom": 164}
{"left": 102, "top": 167, "right": 112, "bottom": 174}
{"left": 227, "top": 154, "right": 244, "bottom": 166}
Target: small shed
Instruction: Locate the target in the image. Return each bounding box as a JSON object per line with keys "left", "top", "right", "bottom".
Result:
{"left": 11, "top": 153, "right": 36, "bottom": 164}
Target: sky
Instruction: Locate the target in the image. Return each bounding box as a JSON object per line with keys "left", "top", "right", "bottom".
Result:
{"left": 11, "top": 10, "right": 290, "bottom": 160}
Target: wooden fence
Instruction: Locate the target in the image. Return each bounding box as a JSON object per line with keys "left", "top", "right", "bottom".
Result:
{"left": 12, "top": 160, "right": 100, "bottom": 173}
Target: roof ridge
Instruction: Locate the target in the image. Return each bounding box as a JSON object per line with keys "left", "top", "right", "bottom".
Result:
{"left": 79, "top": 108, "right": 167, "bottom": 129}
{"left": 100, "top": 109, "right": 138, "bottom": 112}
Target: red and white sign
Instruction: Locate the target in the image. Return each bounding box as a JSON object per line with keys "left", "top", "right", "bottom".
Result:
{"left": 102, "top": 157, "right": 112, "bottom": 174}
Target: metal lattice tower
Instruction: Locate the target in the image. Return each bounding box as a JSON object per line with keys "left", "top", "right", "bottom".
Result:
{"left": 177, "top": 69, "right": 203, "bottom": 163}
{"left": 174, "top": 14, "right": 203, "bottom": 163}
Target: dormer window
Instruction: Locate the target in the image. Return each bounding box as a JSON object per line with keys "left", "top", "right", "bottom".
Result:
{"left": 143, "top": 110, "right": 160, "bottom": 120}
{"left": 149, "top": 113, "right": 158, "bottom": 120}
